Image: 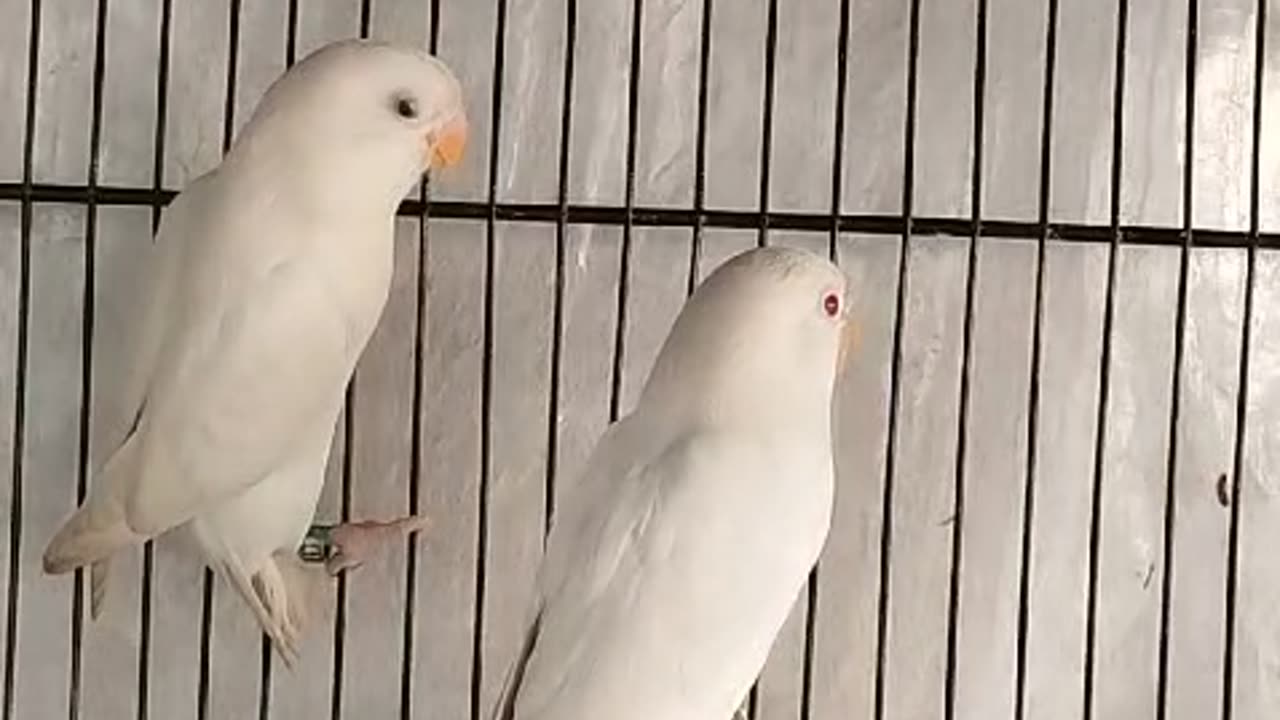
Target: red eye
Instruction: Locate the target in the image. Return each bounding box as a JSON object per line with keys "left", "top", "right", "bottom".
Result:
{"left": 823, "top": 293, "right": 840, "bottom": 318}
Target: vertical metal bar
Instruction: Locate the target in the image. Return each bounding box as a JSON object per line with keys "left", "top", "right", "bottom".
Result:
{"left": 606, "top": 0, "right": 643, "bottom": 425}
{"left": 754, "top": 0, "right": 778, "bottom": 253}
{"left": 747, "top": 5, "right": 778, "bottom": 713}
{"left": 329, "top": 7, "right": 375, "bottom": 716}
{"left": 1219, "top": 1, "right": 1267, "bottom": 717}
{"left": 285, "top": 0, "right": 299, "bottom": 67}
{"left": 197, "top": 0, "right": 249, "bottom": 712}
{"left": 68, "top": 1, "right": 110, "bottom": 717}
{"left": 208, "top": 4, "right": 270, "bottom": 715}
{"left": 192, "top": 6, "right": 213, "bottom": 717}
{"left": 399, "top": 3, "right": 442, "bottom": 717}
{"left": 1, "top": 0, "right": 40, "bottom": 716}
{"left": 1080, "top": 0, "right": 1129, "bottom": 717}
{"left": 872, "top": 0, "right": 921, "bottom": 716}
{"left": 827, "top": 0, "right": 850, "bottom": 263}
{"left": 400, "top": 179, "right": 425, "bottom": 712}
{"left": 801, "top": 1, "right": 852, "bottom": 717}
{"left": 543, "top": 0, "right": 578, "bottom": 533}
{"left": 331, "top": 389, "right": 354, "bottom": 720}
{"left": 143, "top": 4, "right": 173, "bottom": 720}
{"left": 291, "top": 4, "right": 340, "bottom": 715}
{"left": 471, "top": 0, "right": 511, "bottom": 715}
{"left": 686, "top": 0, "right": 713, "bottom": 299}
{"left": 1013, "top": 0, "right": 1059, "bottom": 717}
{"left": 943, "top": 0, "right": 988, "bottom": 716}
{"left": 223, "top": 0, "right": 242, "bottom": 155}
{"left": 1155, "top": 1, "right": 1199, "bottom": 717}
{"left": 257, "top": 627, "right": 270, "bottom": 720}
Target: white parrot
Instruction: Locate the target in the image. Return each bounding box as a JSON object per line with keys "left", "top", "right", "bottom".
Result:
{"left": 490, "top": 245, "right": 857, "bottom": 720}
{"left": 41, "top": 38, "right": 468, "bottom": 667}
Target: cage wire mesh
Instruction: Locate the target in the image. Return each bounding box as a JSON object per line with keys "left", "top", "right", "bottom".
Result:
{"left": 0, "top": 0, "right": 1277, "bottom": 718}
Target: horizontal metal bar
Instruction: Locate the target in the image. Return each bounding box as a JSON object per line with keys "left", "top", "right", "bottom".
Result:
{"left": 0, "top": 181, "right": 1276, "bottom": 249}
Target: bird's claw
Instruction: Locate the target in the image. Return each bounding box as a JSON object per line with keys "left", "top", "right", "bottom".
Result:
{"left": 299, "top": 515, "right": 429, "bottom": 576}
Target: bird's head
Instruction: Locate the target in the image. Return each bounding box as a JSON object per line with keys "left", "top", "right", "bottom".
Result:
{"left": 228, "top": 38, "right": 467, "bottom": 214}
{"left": 639, "top": 246, "right": 856, "bottom": 428}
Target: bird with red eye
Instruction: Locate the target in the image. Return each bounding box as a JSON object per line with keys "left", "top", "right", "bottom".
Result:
{"left": 822, "top": 291, "right": 841, "bottom": 318}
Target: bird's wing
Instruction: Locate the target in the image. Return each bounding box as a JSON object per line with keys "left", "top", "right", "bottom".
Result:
{"left": 118, "top": 182, "right": 380, "bottom": 538}
{"left": 489, "top": 420, "right": 641, "bottom": 720}
{"left": 93, "top": 176, "right": 201, "bottom": 464}
{"left": 499, "top": 426, "right": 783, "bottom": 720}
{"left": 43, "top": 178, "right": 214, "bottom": 573}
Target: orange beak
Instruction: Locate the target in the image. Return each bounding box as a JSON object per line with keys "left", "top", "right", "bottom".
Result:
{"left": 837, "top": 314, "right": 859, "bottom": 374}
{"left": 427, "top": 112, "right": 468, "bottom": 169}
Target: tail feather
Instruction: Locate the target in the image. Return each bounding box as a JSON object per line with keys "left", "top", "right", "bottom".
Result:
{"left": 491, "top": 608, "right": 543, "bottom": 720}
{"left": 42, "top": 435, "right": 145, "bottom": 576}
{"left": 89, "top": 559, "right": 110, "bottom": 620}
{"left": 215, "top": 553, "right": 317, "bottom": 669}
{"left": 273, "top": 549, "right": 323, "bottom": 643}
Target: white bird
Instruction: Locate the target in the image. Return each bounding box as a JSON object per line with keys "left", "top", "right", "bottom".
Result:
{"left": 41, "top": 38, "right": 468, "bottom": 667}
{"left": 491, "top": 245, "right": 857, "bottom": 720}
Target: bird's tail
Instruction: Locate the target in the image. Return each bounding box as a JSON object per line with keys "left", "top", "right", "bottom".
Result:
{"left": 491, "top": 608, "right": 543, "bottom": 720}
{"left": 42, "top": 433, "right": 147, "bottom": 579}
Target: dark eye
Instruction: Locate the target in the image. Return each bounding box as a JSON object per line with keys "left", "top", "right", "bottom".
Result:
{"left": 394, "top": 96, "right": 419, "bottom": 120}
{"left": 823, "top": 293, "right": 840, "bottom": 318}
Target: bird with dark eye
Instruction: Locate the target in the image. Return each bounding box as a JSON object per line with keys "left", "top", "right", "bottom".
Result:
{"left": 394, "top": 95, "right": 419, "bottom": 120}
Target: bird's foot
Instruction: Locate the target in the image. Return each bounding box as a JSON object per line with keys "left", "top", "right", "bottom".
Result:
{"left": 298, "top": 515, "right": 429, "bottom": 576}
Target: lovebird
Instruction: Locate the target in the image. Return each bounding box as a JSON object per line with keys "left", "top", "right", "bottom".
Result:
{"left": 42, "top": 38, "right": 468, "bottom": 667}
{"left": 492, "top": 245, "right": 857, "bottom": 719}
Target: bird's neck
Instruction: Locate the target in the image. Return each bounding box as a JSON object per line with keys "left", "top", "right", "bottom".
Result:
{"left": 639, "top": 363, "right": 835, "bottom": 444}
{"left": 222, "top": 128, "right": 409, "bottom": 225}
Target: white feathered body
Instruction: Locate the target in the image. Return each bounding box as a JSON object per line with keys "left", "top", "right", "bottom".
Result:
{"left": 42, "top": 38, "right": 467, "bottom": 664}
{"left": 493, "top": 245, "right": 849, "bottom": 720}
{"left": 44, "top": 162, "right": 394, "bottom": 593}
{"left": 506, "top": 415, "right": 834, "bottom": 720}
{"left": 141, "top": 168, "right": 395, "bottom": 573}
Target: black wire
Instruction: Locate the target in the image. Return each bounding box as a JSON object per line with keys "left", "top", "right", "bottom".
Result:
{"left": 543, "top": 0, "right": 578, "bottom": 533}
{"left": 141, "top": 3, "right": 173, "bottom": 719}
{"left": 1013, "top": 0, "right": 1059, "bottom": 716}
{"left": 1155, "top": 1, "right": 1198, "bottom": 717}
{"left": 399, "top": 227, "right": 426, "bottom": 720}
{"left": 1220, "top": 0, "right": 1267, "bottom": 717}
{"left": 943, "top": 0, "right": 988, "bottom": 716}
{"left": 329, "top": 395, "right": 354, "bottom": 720}
{"left": 1081, "top": 0, "right": 1129, "bottom": 717}
{"left": 284, "top": 0, "right": 299, "bottom": 67}
{"left": 328, "top": 1, "right": 378, "bottom": 710}
{"left": 801, "top": 0, "right": 852, "bottom": 716}
{"left": 748, "top": 2, "right": 779, "bottom": 714}
{"left": 606, "top": 0, "right": 644, "bottom": 425}
{"left": 872, "top": 0, "right": 921, "bottom": 716}
{"left": 470, "top": 0, "right": 512, "bottom": 716}
{"left": 5, "top": 182, "right": 1275, "bottom": 249}
{"left": 754, "top": 0, "right": 779, "bottom": 254}
{"left": 67, "top": 1, "right": 110, "bottom": 717}
{"left": 398, "top": 3, "right": 443, "bottom": 717}
{"left": 687, "top": 0, "right": 713, "bottom": 299}
{"left": 0, "top": 5, "right": 39, "bottom": 720}
{"left": 328, "top": 0, "right": 377, "bottom": 702}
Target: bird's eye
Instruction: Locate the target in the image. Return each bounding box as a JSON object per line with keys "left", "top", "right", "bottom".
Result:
{"left": 394, "top": 96, "right": 419, "bottom": 120}
{"left": 823, "top": 292, "right": 840, "bottom": 318}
